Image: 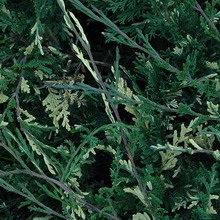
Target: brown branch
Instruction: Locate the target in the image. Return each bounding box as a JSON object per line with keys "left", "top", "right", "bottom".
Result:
{"left": 0, "top": 169, "right": 120, "bottom": 220}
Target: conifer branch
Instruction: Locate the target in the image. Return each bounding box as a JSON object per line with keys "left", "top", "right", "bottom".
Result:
{"left": 195, "top": 1, "right": 220, "bottom": 37}
{"left": 48, "top": 82, "right": 220, "bottom": 122}
{"left": 0, "top": 173, "right": 68, "bottom": 219}
{"left": 57, "top": 1, "right": 157, "bottom": 217}
{"left": 78, "top": 25, "right": 159, "bottom": 220}
{"left": 1, "top": 0, "right": 219, "bottom": 218}
{"left": 0, "top": 55, "right": 15, "bottom": 64}
{"left": 69, "top": 0, "right": 180, "bottom": 73}
{"left": 14, "top": 56, "right": 27, "bottom": 119}
{"left": 0, "top": 142, "right": 20, "bottom": 163}
{"left": 150, "top": 145, "right": 214, "bottom": 155}
{"left": 0, "top": 169, "right": 120, "bottom": 220}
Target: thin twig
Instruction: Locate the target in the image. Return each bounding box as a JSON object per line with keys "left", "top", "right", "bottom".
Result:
{"left": 69, "top": 0, "right": 180, "bottom": 74}
{"left": 150, "top": 145, "right": 214, "bottom": 155}
{"left": 58, "top": 2, "right": 156, "bottom": 218}
{"left": 0, "top": 142, "right": 20, "bottom": 162}
{"left": 0, "top": 176, "right": 68, "bottom": 219}
{"left": 0, "top": 169, "right": 120, "bottom": 220}
{"left": 15, "top": 56, "right": 28, "bottom": 118}
{"left": 74, "top": 17, "right": 158, "bottom": 220}
{"left": 0, "top": 56, "right": 27, "bottom": 123}
{"left": 0, "top": 55, "right": 15, "bottom": 64}
{"left": 69, "top": 14, "right": 149, "bottom": 205}
{"left": 195, "top": 1, "right": 220, "bottom": 37}
{"left": 48, "top": 82, "right": 220, "bottom": 122}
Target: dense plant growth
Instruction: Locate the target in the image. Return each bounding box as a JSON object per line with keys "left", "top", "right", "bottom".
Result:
{"left": 0, "top": 0, "right": 220, "bottom": 219}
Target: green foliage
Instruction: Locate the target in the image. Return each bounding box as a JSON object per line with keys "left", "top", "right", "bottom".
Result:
{"left": 0, "top": 0, "right": 220, "bottom": 219}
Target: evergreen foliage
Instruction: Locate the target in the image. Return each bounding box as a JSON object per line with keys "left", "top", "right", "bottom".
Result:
{"left": 0, "top": 0, "right": 220, "bottom": 219}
